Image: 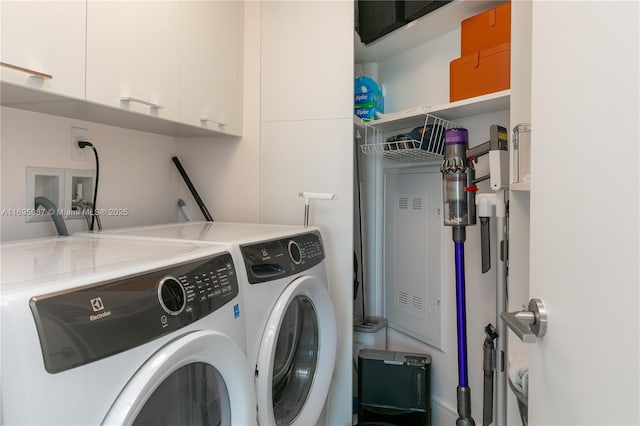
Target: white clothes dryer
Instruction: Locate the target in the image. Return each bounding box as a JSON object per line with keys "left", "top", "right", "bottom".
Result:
{"left": 239, "top": 229, "right": 337, "bottom": 426}
{"left": 0, "top": 236, "right": 256, "bottom": 426}
{"left": 78, "top": 222, "right": 338, "bottom": 426}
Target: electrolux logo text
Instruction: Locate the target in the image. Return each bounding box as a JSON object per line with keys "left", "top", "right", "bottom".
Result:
{"left": 89, "top": 297, "right": 112, "bottom": 321}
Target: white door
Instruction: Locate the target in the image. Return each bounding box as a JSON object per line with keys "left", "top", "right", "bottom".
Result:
{"left": 255, "top": 275, "right": 337, "bottom": 426}
{"left": 528, "top": 2, "right": 639, "bottom": 425}
{"left": 103, "top": 330, "right": 257, "bottom": 426}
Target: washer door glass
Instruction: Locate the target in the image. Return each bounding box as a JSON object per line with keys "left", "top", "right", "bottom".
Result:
{"left": 103, "top": 331, "right": 256, "bottom": 426}
{"left": 272, "top": 295, "right": 318, "bottom": 425}
{"left": 133, "top": 362, "right": 231, "bottom": 426}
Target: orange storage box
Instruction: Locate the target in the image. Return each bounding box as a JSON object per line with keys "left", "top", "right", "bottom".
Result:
{"left": 450, "top": 42, "right": 510, "bottom": 102}
{"left": 461, "top": 2, "right": 511, "bottom": 56}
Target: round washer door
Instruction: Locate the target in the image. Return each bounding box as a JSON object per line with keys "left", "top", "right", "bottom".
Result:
{"left": 102, "top": 330, "right": 256, "bottom": 426}
{"left": 255, "top": 275, "right": 337, "bottom": 426}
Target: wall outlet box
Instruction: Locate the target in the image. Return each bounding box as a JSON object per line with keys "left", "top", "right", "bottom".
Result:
{"left": 25, "top": 167, "right": 96, "bottom": 223}
{"left": 70, "top": 127, "right": 90, "bottom": 161}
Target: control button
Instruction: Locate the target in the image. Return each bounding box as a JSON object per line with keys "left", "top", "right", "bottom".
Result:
{"left": 288, "top": 240, "right": 302, "bottom": 264}
{"left": 158, "top": 276, "right": 187, "bottom": 316}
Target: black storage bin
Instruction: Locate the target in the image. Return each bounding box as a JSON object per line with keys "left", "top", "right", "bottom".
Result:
{"left": 404, "top": 1, "right": 452, "bottom": 21}
{"left": 358, "top": 349, "right": 431, "bottom": 426}
{"left": 357, "top": 1, "right": 453, "bottom": 45}
{"left": 357, "top": 1, "right": 406, "bottom": 45}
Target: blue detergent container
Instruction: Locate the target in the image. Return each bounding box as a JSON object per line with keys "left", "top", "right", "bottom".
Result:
{"left": 354, "top": 76, "right": 384, "bottom": 122}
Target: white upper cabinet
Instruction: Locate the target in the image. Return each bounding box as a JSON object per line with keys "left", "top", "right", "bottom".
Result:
{"left": 2, "top": 0, "right": 243, "bottom": 137}
{"left": 180, "top": 1, "right": 243, "bottom": 136}
{"left": 86, "top": 1, "right": 181, "bottom": 122}
{"left": 0, "top": 0, "right": 86, "bottom": 99}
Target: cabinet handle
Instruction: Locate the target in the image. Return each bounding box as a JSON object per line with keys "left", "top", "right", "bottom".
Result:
{"left": 0, "top": 62, "right": 53, "bottom": 79}
{"left": 120, "top": 96, "right": 164, "bottom": 110}
{"left": 200, "top": 117, "right": 227, "bottom": 127}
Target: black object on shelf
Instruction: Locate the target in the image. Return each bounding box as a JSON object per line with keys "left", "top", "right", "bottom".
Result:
{"left": 404, "top": 1, "right": 452, "bottom": 22}
{"left": 357, "top": 1, "right": 453, "bottom": 45}
{"left": 357, "top": 1, "right": 406, "bottom": 45}
{"left": 358, "top": 349, "right": 432, "bottom": 426}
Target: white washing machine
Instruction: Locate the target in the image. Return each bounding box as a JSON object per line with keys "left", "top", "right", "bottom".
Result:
{"left": 0, "top": 235, "right": 256, "bottom": 426}
{"left": 79, "top": 222, "right": 338, "bottom": 426}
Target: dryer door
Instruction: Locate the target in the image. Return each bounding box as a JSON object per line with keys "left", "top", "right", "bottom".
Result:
{"left": 102, "top": 330, "right": 256, "bottom": 426}
{"left": 255, "top": 275, "right": 337, "bottom": 426}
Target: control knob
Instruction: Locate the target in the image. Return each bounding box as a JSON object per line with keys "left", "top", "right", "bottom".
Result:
{"left": 158, "top": 276, "right": 187, "bottom": 315}
{"left": 288, "top": 240, "right": 302, "bottom": 265}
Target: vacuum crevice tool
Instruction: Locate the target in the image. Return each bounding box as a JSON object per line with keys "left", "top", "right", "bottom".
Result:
{"left": 477, "top": 194, "right": 495, "bottom": 274}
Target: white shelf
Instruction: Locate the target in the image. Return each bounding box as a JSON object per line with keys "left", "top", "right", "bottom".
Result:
{"left": 353, "top": 115, "right": 367, "bottom": 130}
{"left": 355, "top": 0, "right": 508, "bottom": 63}
{"left": 0, "top": 82, "right": 240, "bottom": 138}
{"left": 510, "top": 181, "right": 530, "bottom": 192}
{"left": 366, "top": 106, "right": 429, "bottom": 130}
{"left": 429, "top": 90, "right": 510, "bottom": 119}
{"left": 364, "top": 90, "right": 510, "bottom": 130}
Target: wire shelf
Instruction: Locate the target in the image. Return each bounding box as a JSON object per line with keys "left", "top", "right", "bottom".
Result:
{"left": 359, "top": 113, "right": 457, "bottom": 162}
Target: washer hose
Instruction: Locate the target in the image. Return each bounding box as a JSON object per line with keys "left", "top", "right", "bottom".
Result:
{"left": 35, "top": 196, "right": 69, "bottom": 236}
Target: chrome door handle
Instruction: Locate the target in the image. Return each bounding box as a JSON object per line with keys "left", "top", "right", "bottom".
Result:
{"left": 501, "top": 298, "right": 547, "bottom": 343}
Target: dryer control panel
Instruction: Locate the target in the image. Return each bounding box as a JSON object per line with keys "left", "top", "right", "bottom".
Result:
{"left": 241, "top": 231, "right": 325, "bottom": 284}
{"left": 30, "top": 252, "right": 238, "bottom": 374}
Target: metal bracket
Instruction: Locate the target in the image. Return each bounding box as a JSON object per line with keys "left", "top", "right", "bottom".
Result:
{"left": 501, "top": 298, "right": 547, "bottom": 343}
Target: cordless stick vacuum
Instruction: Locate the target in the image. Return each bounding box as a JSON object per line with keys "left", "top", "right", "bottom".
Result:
{"left": 440, "top": 128, "right": 477, "bottom": 426}
{"left": 441, "top": 125, "right": 509, "bottom": 426}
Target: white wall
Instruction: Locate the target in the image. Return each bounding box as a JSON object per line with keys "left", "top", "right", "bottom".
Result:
{"left": 259, "top": 1, "right": 354, "bottom": 424}
{"left": 360, "top": 26, "right": 513, "bottom": 423}
{"left": 379, "top": 29, "right": 458, "bottom": 112}
{"left": 0, "top": 107, "right": 180, "bottom": 242}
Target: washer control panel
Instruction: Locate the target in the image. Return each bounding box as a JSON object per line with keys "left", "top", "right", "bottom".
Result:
{"left": 241, "top": 231, "right": 325, "bottom": 284}
{"left": 30, "top": 252, "right": 238, "bottom": 374}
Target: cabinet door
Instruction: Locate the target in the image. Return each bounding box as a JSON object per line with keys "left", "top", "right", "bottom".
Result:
{"left": 86, "top": 0, "right": 180, "bottom": 121}
{"left": 261, "top": 0, "right": 353, "bottom": 122}
{"left": 0, "top": 0, "right": 86, "bottom": 98}
{"left": 180, "top": 1, "right": 243, "bottom": 136}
